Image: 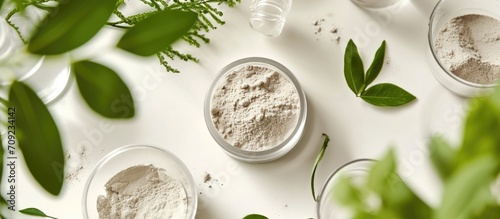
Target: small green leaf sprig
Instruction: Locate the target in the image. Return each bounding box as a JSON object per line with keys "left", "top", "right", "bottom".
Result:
{"left": 344, "top": 39, "right": 416, "bottom": 107}
{"left": 110, "top": 0, "right": 241, "bottom": 73}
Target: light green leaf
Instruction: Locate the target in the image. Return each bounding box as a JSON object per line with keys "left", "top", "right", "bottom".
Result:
{"left": 434, "top": 155, "right": 497, "bottom": 219}
{"left": 332, "top": 176, "right": 366, "bottom": 208}
{"left": 311, "top": 133, "right": 331, "bottom": 201}
{"left": 344, "top": 39, "right": 365, "bottom": 96}
{"left": 366, "top": 148, "right": 396, "bottom": 194}
{"left": 8, "top": 81, "right": 64, "bottom": 195}
{"left": 28, "top": 0, "right": 118, "bottom": 55}
{"left": 360, "top": 83, "right": 416, "bottom": 107}
{"left": 365, "top": 41, "right": 386, "bottom": 86}
{"left": 429, "top": 135, "right": 456, "bottom": 181}
{"left": 73, "top": 60, "right": 135, "bottom": 118}
{"left": 243, "top": 214, "right": 268, "bottom": 219}
{"left": 117, "top": 9, "right": 198, "bottom": 56}
{"left": 19, "top": 208, "right": 57, "bottom": 219}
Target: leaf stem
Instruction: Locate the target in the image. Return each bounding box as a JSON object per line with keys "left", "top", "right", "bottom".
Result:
{"left": 311, "top": 133, "right": 331, "bottom": 202}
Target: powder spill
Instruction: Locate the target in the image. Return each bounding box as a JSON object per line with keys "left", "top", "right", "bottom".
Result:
{"left": 434, "top": 14, "right": 500, "bottom": 84}
{"left": 210, "top": 65, "right": 300, "bottom": 151}
{"left": 312, "top": 17, "right": 342, "bottom": 45}
{"left": 97, "top": 165, "right": 188, "bottom": 219}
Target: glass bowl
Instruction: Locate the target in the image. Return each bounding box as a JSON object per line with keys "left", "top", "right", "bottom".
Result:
{"left": 428, "top": 0, "right": 500, "bottom": 97}
{"left": 204, "top": 57, "right": 307, "bottom": 163}
{"left": 317, "top": 159, "right": 375, "bottom": 219}
{"left": 351, "top": 0, "right": 400, "bottom": 8}
{"left": 82, "top": 145, "right": 197, "bottom": 219}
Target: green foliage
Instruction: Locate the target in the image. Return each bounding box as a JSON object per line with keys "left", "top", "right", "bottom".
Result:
{"left": 73, "top": 60, "right": 135, "bottom": 118}
{"left": 19, "top": 208, "right": 57, "bottom": 219}
{"left": 344, "top": 39, "right": 365, "bottom": 96}
{"left": 344, "top": 40, "right": 416, "bottom": 107}
{"left": 8, "top": 81, "right": 64, "bottom": 196}
{"left": 28, "top": 0, "right": 118, "bottom": 55}
{"left": 311, "top": 133, "right": 331, "bottom": 201}
{"left": 331, "top": 85, "right": 500, "bottom": 219}
{"left": 360, "top": 83, "right": 416, "bottom": 107}
{"left": 110, "top": 0, "right": 241, "bottom": 73}
{"left": 242, "top": 214, "right": 269, "bottom": 219}
{"left": 117, "top": 9, "right": 198, "bottom": 56}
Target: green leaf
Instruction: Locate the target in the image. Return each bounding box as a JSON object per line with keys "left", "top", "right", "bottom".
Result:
{"left": 8, "top": 81, "right": 64, "bottom": 195}
{"left": 117, "top": 9, "right": 198, "bottom": 56}
{"left": 0, "top": 0, "right": 4, "bottom": 11}
{"left": 332, "top": 176, "right": 366, "bottom": 208}
{"left": 360, "top": 83, "right": 416, "bottom": 107}
{"left": 0, "top": 131, "right": 3, "bottom": 188}
{"left": 429, "top": 135, "right": 456, "bottom": 181}
{"left": 243, "top": 214, "right": 268, "bottom": 219}
{"left": 344, "top": 39, "right": 365, "bottom": 96}
{"left": 365, "top": 41, "right": 386, "bottom": 86}
{"left": 366, "top": 148, "right": 396, "bottom": 194}
{"left": 28, "top": 0, "right": 118, "bottom": 55}
{"left": 434, "top": 155, "right": 497, "bottom": 219}
{"left": 19, "top": 208, "right": 57, "bottom": 219}
{"left": 73, "top": 60, "right": 135, "bottom": 118}
{"left": 311, "top": 133, "right": 331, "bottom": 201}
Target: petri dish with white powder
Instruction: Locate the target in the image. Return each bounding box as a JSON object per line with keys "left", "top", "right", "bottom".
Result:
{"left": 204, "top": 57, "right": 307, "bottom": 163}
{"left": 83, "top": 145, "right": 197, "bottom": 219}
{"left": 428, "top": 0, "right": 500, "bottom": 97}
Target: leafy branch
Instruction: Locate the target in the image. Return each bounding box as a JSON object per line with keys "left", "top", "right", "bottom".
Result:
{"left": 110, "top": 0, "right": 241, "bottom": 73}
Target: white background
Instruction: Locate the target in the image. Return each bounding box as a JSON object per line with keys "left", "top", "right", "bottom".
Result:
{"left": 12, "top": 0, "right": 471, "bottom": 218}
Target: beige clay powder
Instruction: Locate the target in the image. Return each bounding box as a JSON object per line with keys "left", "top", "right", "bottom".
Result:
{"left": 97, "top": 165, "right": 188, "bottom": 219}
{"left": 210, "top": 65, "right": 300, "bottom": 151}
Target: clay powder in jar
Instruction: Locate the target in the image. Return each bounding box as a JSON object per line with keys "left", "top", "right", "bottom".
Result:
{"left": 210, "top": 65, "right": 300, "bottom": 151}
{"left": 434, "top": 14, "right": 500, "bottom": 84}
{"left": 96, "top": 165, "right": 188, "bottom": 219}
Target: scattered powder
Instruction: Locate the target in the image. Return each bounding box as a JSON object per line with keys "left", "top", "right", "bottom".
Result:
{"left": 434, "top": 14, "right": 500, "bottom": 84}
{"left": 97, "top": 165, "right": 188, "bottom": 219}
{"left": 312, "top": 17, "right": 342, "bottom": 45}
{"left": 210, "top": 65, "right": 300, "bottom": 151}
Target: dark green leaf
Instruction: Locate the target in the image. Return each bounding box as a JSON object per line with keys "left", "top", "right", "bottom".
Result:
{"left": 434, "top": 155, "right": 497, "bottom": 219}
{"left": 73, "top": 60, "right": 135, "bottom": 118}
{"left": 429, "top": 135, "right": 456, "bottom": 181}
{"left": 360, "top": 83, "right": 416, "bottom": 107}
{"left": 243, "top": 214, "right": 268, "bottom": 219}
{"left": 477, "top": 206, "right": 500, "bottom": 219}
{"left": 0, "top": 195, "right": 6, "bottom": 205}
{"left": 19, "top": 208, "right": 57, "bottom": 219}
{"left": 311, "top": 133, "right": 331, "bottom": 201}
{"left": 0, "top": 0, "right": 4, "bottom": 11}
{"left": 117, "top": 9, "right": 198, "bottom": 56}
{"left": 365, "top": 41, "right": 386, "bottom": 86}
{"left": 8, "top": 81, "right": 64, "bottom": 195}
{"left": 344, "top": 39, "right": 365, "bottom": 96}
{"left": 28, "top": 0, "right": 118, "bottom": 55}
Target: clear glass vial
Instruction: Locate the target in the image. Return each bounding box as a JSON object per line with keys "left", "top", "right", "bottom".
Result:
{"left": 351, "top": 0, "right": 400, "bottom": 8}
{"left": 249, "top": 0, "right": 292, "bottom": 37}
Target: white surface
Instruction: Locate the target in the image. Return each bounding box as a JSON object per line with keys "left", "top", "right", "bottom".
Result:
{"left": 13, "top": 0, "right": 471, "bottom": 218}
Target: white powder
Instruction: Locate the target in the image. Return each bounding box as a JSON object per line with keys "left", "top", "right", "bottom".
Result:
{"left": 210, "top": 65, "right": 300, "bottom": 151}
{"left": 434, "top": 14, "right": 500, "bottom": 84}
{"left": 97, "top": 165, "right": 188, "bottom": 219}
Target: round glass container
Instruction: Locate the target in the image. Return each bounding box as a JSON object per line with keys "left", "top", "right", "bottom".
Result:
{"left": 83, "top": 145, "right": 197, "bottom": 219}
{"left": 428, "top": 0, "right": 500, "bottom": 97}
{"left": 317, "top": 159, "right": 376, "bottom": 219}
{"left": 204, "top": 57, "right": 307, "bottom": 163}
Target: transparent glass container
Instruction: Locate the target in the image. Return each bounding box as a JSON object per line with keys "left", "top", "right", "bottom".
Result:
{"left": 427, "top": 0, "right": 500, "bottom": 97}
{"left": 317, "top": 159, "right": 376, "bottom": 219}
{"left": 351, "top": 0, "right": 400, "bottom": 8}
{"left": 204, "top": 57, "right": 307, "bottom": 163}
{"left": 0, "top": 11, "right": 71, "bottom": 104}
{"left": 249, "top": 0, "right": 292, "bottom": 37}
{"left": 83, "top": 145, "right": 198, "bottom": 219}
